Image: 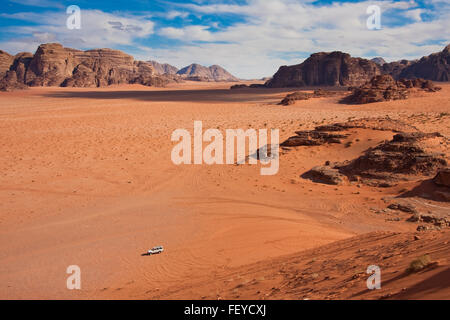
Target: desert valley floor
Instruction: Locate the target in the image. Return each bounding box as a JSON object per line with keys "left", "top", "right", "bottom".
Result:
{"left": 0, "top": 81, "right": 449, "bottom": 299}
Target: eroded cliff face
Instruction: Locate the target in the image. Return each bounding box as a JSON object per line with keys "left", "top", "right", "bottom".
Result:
{"left": 0, "top": 50, "right": 14, "bottom": 78}
{"left": 266, "top": 51, "right": 380, "bottom": 88}
{"left": 1, "top": 43, "right": 170, "bottom": 91}
{"left": 398, "top": 45, "right": 450, "bottom": 82}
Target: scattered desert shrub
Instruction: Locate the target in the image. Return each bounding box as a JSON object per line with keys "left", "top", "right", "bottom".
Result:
{"left": 407, "top": 255, "right": 432, "bottom": 273}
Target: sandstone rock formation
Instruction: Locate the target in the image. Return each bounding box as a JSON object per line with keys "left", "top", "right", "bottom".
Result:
{"left": 284, "top": 119, "right": 448, "bottom": 187}
{"left": 343, "top": 75, "right": 409, "bottom": 104}
{"left": 0, "top": 51, "right": 32, "bottom": 91}
{"left": 337, "top": 132, "right": 447, "bottom": 186}
{"left": 0, "top": 69, "right": 28, "bottom": 91}
{"left": 177, "top": 63, "right": 239, "bottom": 82}
{"left": 0, "top": 50, "right": 14, "bottom": 78}
{"left": 398, "top": 44, "right": 450, "bottom": 81}
{"left": 266, "top": 51, "right": 380, "bottom": 88}
{"left": 301, "top": 166, "right": 347, "bottom": 185}
{"left": 0, "top": 43, "right": 172, "bottom": 91}
{"left": 343, "top": 75, "right": 441, "bottom": 104}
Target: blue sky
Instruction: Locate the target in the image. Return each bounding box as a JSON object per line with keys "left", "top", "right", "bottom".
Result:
{"left": 0, "top": 0, "right": 449, "bottom": 78}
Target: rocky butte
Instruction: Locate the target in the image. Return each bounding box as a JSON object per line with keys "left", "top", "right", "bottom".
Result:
{"left": 0, "top": 43, "right": 170, "bottom": 91}
{"left": 265, "top": 51, "right": 380, "bottom": 88}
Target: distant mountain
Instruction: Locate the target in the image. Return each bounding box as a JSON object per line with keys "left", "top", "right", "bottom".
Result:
{"left": 147, "top": 60, "right": 179, "bottom": 75}
{"left": 177, "top": 63, "right": 239, "bottom": 82}
{"left": 371, "top": 57, "right": 386, "bottom": 66}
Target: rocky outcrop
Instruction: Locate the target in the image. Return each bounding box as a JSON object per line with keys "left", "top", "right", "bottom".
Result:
{"left": 0, "top": 51, "right": 32, "bottom": 91}
{"left": 398, "top": 44, "right": 450, "bottom": 81}
{"left": 343, "top": 75, "right": 441, "bottom": 104}
{"left": 337, "top": 132, "right": 447, "bottom": 185}
{"left": 177, "top": 63, "right": 239, "bottom": 82}
{"left": 301, "top": 166, "right": 347, "bottom": 185}
{"left": 279, "top": 91, "right": 313, "bottom": 105}
{"left": 0, "top": 43, "right": 173, "bottom": 91}
{"left": 279, "top": 89, "right": 342, "bottom": 105}
{"left": 11, "top": 52, "right": 33, "bottom": 84}
{"left": 0, "top": 70, "right": 28, "bottom": 91}
{"left": 289, "top": 119, "right": 448, "bottom": 187}
{"left": 343, "top": 75, "right": 409, "bottom": 104}
{"left": 281, "top": 130, "right": 349, "bottom": 147}
{"left": 0, "top": 50, "right": 14, "bottom": 78}
{"left": 409, "top": 213, "right": 450, "bottom": 228}
{"left": 266, "top": 51, "right": 380, "bottom": 88}
{"left": 148, "top": 60, "right": 179, "bottom": 75}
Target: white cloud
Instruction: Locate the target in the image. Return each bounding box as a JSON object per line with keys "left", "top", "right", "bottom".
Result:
{"left": 148, "top": 0, "right": 450, "bottom": 78}
{"left": 0, "top": 9, "right": 154, "bottom": 54}
{"left": 1, "top": 0, "right": 449, "bottom": 79}
{"left": 166, "top": 10, "right": 189, "bottom": 19}
{"left": 9, "top": 0, "right": 64, "bottom": 8}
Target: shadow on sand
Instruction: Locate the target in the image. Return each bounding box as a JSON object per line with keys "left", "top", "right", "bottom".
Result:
{"left": 42, "top": 88, "right": 294, "bottom": 104}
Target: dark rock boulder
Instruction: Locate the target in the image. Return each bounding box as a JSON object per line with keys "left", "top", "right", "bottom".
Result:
{"left": 301, "top": 166, "right": 347, "bottom": 185}
{"left": 433, "top": 168, "right": 450, "bottom": 188}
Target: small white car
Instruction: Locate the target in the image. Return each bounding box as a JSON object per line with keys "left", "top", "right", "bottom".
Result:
{"left": 147, "top": 246, "right": 164, "bottom": 255}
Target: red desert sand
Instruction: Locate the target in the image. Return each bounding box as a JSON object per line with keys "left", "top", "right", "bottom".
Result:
{"left": 0, "top": 81, "right": 449, "bottom": 299}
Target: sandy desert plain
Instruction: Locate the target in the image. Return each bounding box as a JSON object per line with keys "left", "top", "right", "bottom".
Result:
{"left": 0, "top": 80, "right": 449, "bottom": 300}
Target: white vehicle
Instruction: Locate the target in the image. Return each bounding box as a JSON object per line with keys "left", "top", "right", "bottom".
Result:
{"left": 147, "top": 246, "right": 164, "bottom": 255}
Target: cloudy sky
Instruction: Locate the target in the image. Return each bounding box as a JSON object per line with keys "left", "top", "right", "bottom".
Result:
{"left": 0, "top": 0, "right": 449, "bottom": 79}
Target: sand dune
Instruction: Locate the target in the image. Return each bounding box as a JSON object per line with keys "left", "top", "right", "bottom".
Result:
{"left": 0, "top": 82, "right": 448, "bottom": 299}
